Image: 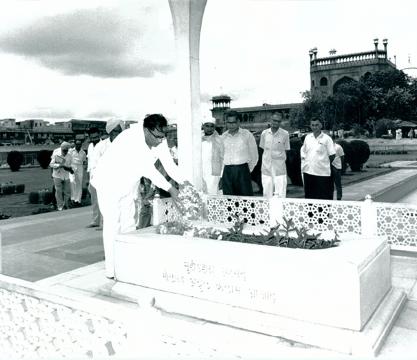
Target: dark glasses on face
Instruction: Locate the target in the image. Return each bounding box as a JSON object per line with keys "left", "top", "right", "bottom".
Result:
{"left": 148, "top": 128, "right": 165, "bottom": 139}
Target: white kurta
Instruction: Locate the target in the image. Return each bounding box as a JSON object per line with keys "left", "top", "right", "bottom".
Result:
{"left": 69, "top": 148, "right": 86, "bottom": 202}
{"left": 91, "top": 124, "right": 186, "bottom": 278}
{"left": 201, "top": 139, "right": 220, "bottom": 195}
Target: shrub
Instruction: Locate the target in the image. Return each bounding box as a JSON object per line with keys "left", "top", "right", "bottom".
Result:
{"left": 43, "top": 191, "right": 54, "bottom": 205}
{"left": 375, "top": 118, "right": 395, "bottom": 138}
{"left": 1, "top": 184, "right": 15, "bottom": 195}
{"left": 7, "top": 151, "right": 24, "bottom": 172}
{"left": 28, "top": 191, "right": 39, "bottom": 204}
{"left": 286, "top": 137, "right": 303, "bottom": 186}
{"left": 37, "top": 149, "right": 53, "bottom": 169}
{"left": 348, "top": 140, "right": 371, "bottom": 172}
{"left": 337, "top": 140, "right": 353, "bottom": 174}
{"left": 15, "top": 184, "right": 25, "bottom": 193}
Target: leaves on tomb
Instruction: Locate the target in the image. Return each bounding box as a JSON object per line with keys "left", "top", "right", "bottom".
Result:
{"left": 156, "top": 216, "right": 340, "bottom": 250}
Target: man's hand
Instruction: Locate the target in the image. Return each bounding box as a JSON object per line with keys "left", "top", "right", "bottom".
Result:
{"left": 62, "top": 165, "right": 74, "bottom": 174}
{"left": 168, "top": 186, "right": 179, "bottom": 200}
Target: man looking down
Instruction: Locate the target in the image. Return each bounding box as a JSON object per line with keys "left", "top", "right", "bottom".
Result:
{"left": 91, "top": 114, "right": 188, "bottom": 279}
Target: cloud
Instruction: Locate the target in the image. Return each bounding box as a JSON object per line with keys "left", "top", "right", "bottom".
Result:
{"left": 86, "top": 110, "right": 117, "bottom": 119}
{"left": 0, "top": 7, "right": 173, "bottom": 78}
{"left": 17, "top": 108, "right": 74, "bottom": 119}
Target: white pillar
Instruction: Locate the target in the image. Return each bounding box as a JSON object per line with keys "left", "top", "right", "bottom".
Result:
{"left": 169, "top": 0, "right": 207, "bottom": 190}
{"left": 361, "top": 195, "right": 378, "bottom": 237}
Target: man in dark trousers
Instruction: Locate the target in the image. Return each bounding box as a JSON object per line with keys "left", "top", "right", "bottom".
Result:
{"left": 220, "top": 111, "right": 258, "bottom": 196}
{"left": 300, "top": 118, "right": 335, "bottom": 200}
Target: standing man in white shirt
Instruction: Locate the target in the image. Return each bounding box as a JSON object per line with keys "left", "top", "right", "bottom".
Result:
{"left": 201, "top": 116, "right": 223, "bottom": 195}
{"left": 86, "top": 127, "right": 102, "bottom": 227}
{"left": 87, "top": 119, "right": 124, "bottom": 228}
{"left": 300, "top": 118, "right": 336, "bottom": 200}
{"left": 259, "top": 113, "right": 290, "bottom": 198}
{"left": 331, "top": 139, "right": 345, "bottom": 200}
{"left": 69, "top": 139, "right": 86, "bottom": 206}
{"left": 49, "top": 141, "right": 74, "bottom": 211}
{"left": 221, "top": 111, "right": 258, "bottom": 196}
{"left": 91, "top": 114, "right": 188, "bottom": 279}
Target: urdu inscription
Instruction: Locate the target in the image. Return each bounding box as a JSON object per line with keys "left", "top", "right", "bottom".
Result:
{"left": 161, "top": 259, "right": 277, "bottom": 305}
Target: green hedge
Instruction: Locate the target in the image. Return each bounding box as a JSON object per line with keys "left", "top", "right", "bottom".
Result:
{"left": 7, "top": 151, "right": 24, "bottom": 172}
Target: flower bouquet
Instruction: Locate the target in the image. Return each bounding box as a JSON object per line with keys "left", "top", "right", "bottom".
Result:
{"left": 175, "top": 183, "right": 205, "bottom": 221}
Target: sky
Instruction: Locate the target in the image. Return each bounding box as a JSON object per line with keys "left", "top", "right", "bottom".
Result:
{"left": 0, "top": 0, "right": 416, "bottom": 123}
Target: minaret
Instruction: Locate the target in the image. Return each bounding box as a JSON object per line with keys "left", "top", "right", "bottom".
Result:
{"left": 210, "top": 95, "right": 231, "bottom": 125}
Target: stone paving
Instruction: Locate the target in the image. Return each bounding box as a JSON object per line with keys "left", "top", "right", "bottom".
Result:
{"left": 0, "top": 207, "right": 103, "bottom": 281}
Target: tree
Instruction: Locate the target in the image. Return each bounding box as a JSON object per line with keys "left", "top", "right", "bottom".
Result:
{"left": 296, "top": 68, "right": 417, "bottom": 133}
{"left": 7, "top": 151, "right": 24, "bottom": 172}
{"left": 37, "top": 150, "right": 53, "bottom": 169}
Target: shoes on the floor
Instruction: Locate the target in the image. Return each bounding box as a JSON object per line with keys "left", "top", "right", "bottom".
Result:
{"left": 86, "top": 223, "right": 99, "bottom": 228}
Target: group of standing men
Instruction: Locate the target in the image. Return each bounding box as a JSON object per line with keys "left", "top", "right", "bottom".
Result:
{"left": 49, "top": 140, "right": 86, "bottom": 211}
{"left": 201, "top": 111, "right": 290, "bottom": 198}
{"left": 50, "top": 112, "right": 343, "bottom": 279}
{"left": 203, "top": 113, "right": 344, "bottom": 201}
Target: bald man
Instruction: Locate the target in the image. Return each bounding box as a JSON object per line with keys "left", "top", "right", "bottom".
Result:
{"left": 49, "top": 142, "right": 74, "bottom": 211}
{"left": 259, "top": 113, "right": 290, "bottom": 198}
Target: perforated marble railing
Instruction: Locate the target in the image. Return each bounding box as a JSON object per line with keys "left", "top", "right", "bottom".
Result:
{"left": 0, "top": 275, "right": 129, "bottom": 358}
{"left": 376, "top": 203, "right": 417, "bottom": 249}
{"left": 153, "top": 195, "right": 417, "bottom": 251}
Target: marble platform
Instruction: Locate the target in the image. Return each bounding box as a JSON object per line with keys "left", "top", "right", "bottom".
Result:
{"left": 113, "top": 228, "right": 406, "bottom": 355}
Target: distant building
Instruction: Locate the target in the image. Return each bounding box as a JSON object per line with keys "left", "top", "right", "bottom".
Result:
{"left": 17, "top": 119, "right": 49, "bottom": 129}
{"left": 210, "top": 95, "right": 301, "bottom": 135}
{"left": 310, "top": 39, "right": 396, "bottom": 96}
{"left": 0, "top": 119, "right": 16, "bottom": 128}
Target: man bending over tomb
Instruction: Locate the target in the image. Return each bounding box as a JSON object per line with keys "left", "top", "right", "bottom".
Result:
{"left": 91, "top": 114, "right": 188, "bottom": 279}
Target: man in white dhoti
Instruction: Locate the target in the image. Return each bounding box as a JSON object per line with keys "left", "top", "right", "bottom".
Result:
{"left": 259, "top": 113, "right": 290, "bottom": 198}
{"left": 86, "top": 119, "right": 124, "bottom": 228}
{"left": 69, "top": 140, "right": 86, "bottom": 206}
{"left": 91, "top": 114, "right": 188, "bottom": 279}
{"left": 201, "top": 117, "right": 223, "bottom": 195}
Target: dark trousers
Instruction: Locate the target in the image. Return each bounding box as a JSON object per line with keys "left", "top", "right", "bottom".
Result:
{"left": 222, "top": 163, "right": 253, "bottom": 196}
{"left": 331, "top": 166, "right": 342, "bottom": 200}
{"left": 303, "top": 172, "right": 333, "bottom": 200}
{"left": 138, "top": 203, "right": 152, "bottom": 229}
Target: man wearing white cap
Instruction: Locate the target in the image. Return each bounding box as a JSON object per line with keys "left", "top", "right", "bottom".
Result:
{"left": 93, "top": 118, "right": 125, "bottom": 162}
{"left": 259, "top": 113, "right": 290, "bottom": 198}
{"left": 91, "top": 114, "right": 188, "bottom": 279}
{"left": 86, "top": 119, "right": 124, "bottom": 228}
{"left": 201, "top": 115, "right": 223, "bottom": 195}
{"left": 49, "top": 141, "right": 74, "bottom": 211}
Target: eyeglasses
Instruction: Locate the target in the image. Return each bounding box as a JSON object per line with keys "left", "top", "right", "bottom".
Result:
{"left": 148, "top": 128, "right": 166, "bottom": 140}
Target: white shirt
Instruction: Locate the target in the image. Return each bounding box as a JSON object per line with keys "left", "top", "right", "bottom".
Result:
{"left": 332, "top": 143, "right": 345, "bottom": 170}
{"left": 201, "top": 139, "right": 213, "bottom": 177}
{"left": 69, "top": 148, "right": 86, "bottom": 168}
{"left": 91, "top": 124, "right": 186, "bottom": 201}
{"left": 49, "top": 148, "right": 72, "bottom": 180}
{"left": 259, "top": 128, "right": 290, "bottom": 176}
{"left": 301, "top": 132, "right": 335, "bottom": 176}
{"left": 221, "top": 128, "right": 258, "bottom": 172}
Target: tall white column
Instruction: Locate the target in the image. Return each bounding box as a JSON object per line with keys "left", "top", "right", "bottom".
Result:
{"left": 169, "top": 0, "right": 207, "bottom": 190}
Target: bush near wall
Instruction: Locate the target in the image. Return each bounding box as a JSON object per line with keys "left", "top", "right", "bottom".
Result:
{"left": 7, "top": 151, "right": 24, "bottom": 172}
{"left": 37, "top": 149, "right": 53, "bottom": 169}
{"left": 28, "top": 189, "right": 54, "bottom": 204}
{"left": 286, "top": 137, "right": 303, "bottom": 186}
{"left": 348, "top": 140, "right": 371, "bottom": 172}
{"left": 0, "top": 182, "right": 26, "bottom": 195}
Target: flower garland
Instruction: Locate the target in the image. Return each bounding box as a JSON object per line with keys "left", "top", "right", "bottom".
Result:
{"left": 175, "top": 183, "right": 204, "bottom": 221}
